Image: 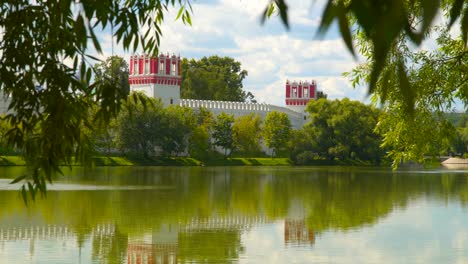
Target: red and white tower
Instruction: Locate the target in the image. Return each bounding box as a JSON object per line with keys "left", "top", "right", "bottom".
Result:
{"left": 285, "top": 80, "right": 317, "bottom": 113}
{"left": 129, "top": 53, "right": 181, "bottom": 106}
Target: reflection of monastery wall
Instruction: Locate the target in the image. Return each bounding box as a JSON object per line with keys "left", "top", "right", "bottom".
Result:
{"left": 129, "top": 54, "right": 322, "bottom": 129}
{"left": 127, "top": 244, "right": 178, "bottom": 264}
{"left": 1, "top": 216, "right": 315, "bottom": 263}
{"left": 0, "top": 223, "right": 114, "bottom": 241}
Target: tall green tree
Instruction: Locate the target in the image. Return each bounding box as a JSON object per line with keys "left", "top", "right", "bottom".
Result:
{"left": 160, "top": 106, "right": 197, "bottom": 156}
{"left": 232, "top": 113, "right": 262, "bottom": 155}
{"left": 93, "top": 56, "right": 130, "bottom": 97}
{"left": 0, "top": 116, "right": 15, "bottom": 155}
{"left": 304, "top": 98, "right": 382, "bottom": 162}
{"left": 212, "top": 113, "right": 235, "bottom": 158}
{"left": 189, "top": 108, "right": 214, "bottom": 160}
{"left": 115, "top": 94, "right": 165, "bottom": 158}
{"left": 181, "top": 56, "right": 249, "bottom": 102}
{"left": 263, "top": 111, "right": 292, "bottom": 157}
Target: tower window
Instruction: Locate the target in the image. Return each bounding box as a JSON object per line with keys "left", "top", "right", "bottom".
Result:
{"left": 159, "top": 61, "right": 164, "bottom": 74}
{"left": 172, "top": 63, "right": 176, "bottom": 75}
{"left": 170, "top": 98, "right": 173, "bottom": 104}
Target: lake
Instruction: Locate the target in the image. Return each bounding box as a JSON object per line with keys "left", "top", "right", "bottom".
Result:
{"left": 0, "top": 166, "right": 467, "bottom": 263}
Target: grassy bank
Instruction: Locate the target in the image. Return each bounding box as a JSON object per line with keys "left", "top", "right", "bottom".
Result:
{"left": 0, "top": 155, "right": 293, "bottom": 167}
{"left": 0, "top": 156, "right": 26, "bottom": 166}
{"left": 203, "top": 157, "right": 292, "bottom": 166}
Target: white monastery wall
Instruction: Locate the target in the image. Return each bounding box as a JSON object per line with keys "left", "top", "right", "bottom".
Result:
{"left": 179, "top": 99, "right": 305, "bottom": 129}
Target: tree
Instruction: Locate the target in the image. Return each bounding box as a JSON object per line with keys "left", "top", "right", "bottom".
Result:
{"left": 232, "top": 113, "right": 262, "bottom": 155}
{"left": 263, "top": 111, "right": 291, "bottom": 157}
{"left": 189, "top": 107, "right": 214, "bottom": 160}
{"left": 0, "top": 116, "right": 16, "bottom": 155}
{"left": 304, "top": 98, "right": 383, "bottom": 162}
{"left": 0, "top": 0, "right": 192, "bottom": 200}
{"left": 347, "top": 25, "right": 467, "bottom": 166}
{"left": 212, "top": 113, "right": 235, "bottom": 158}
{"left": 93, "top": 56, "right": 130, "bottom": 97}
{"left": 160, "top": 106, "right": 197, "bottom": 156}
{"left": 115, "top": 94, "right": 166, "bottom": 158}
{"left": 181, "top": 56, "right": 249, "bottom": 102}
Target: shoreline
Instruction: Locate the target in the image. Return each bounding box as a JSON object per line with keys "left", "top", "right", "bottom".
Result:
{"left": 0, "top": 155, "right": 382, "bottom": 167}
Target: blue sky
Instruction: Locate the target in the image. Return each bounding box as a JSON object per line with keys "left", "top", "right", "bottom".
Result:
{"left": 96, "top": 0, "right": 369, "bottom": 106}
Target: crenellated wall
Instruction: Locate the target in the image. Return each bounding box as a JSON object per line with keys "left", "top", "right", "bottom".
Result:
{"left": 180, "top": 99, "right": 305, "bottom": 129}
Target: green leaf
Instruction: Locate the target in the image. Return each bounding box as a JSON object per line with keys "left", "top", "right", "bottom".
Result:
{"left": 267, "top": 3, "right": 275, "bottom": 17}
{"left": 397, "top": 60, "right": 415, "bottom": 116}
{"left": 75, "top": 14, "right": 87, "bottom": 48}
{"left": 449, "top": 0, "right": 465, "bottom": 28}
{"left": 89, "top": 28, "right": 102, "bottom": 54}
{"left": 317, "top": 1, "right": 337, "bottom": 35}
{"left": 260, "top": 4, "right": 271, "bottom": 25}
{"left": 420, "top": 0, "right": 440, "bottom": 40}
{"left": 27, "top": 182, "right": 36, "bottom": 201}
{"left": 185, "top": 10, "right": 192, "bottom": 26}
{"left": 462, "top": 7, "right": 468, "bottom": 45}
{"left": 337, "top": 3, "right": 355, "bottom": 57}
{"left": 21, "top": 185, "right": 28, "bottom": 206}
{"left": 275, "top": 0, "right": 289, "bottom": 29}
{"left": 10, "top": 174, "right": 26, "bottom": 184}
{"left": 176, "top": 6, "right": 184, "bottom": 20}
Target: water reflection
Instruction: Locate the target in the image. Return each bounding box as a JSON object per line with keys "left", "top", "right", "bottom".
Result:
{"left": 0, "top": 166, "right": 467, "bottom": 263}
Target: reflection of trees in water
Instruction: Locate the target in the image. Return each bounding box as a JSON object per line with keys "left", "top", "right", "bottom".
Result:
{"left": 177, "top": 230, "right": 244, "bottom": 264}
{"left": 91, "top": 225, "right": 128, "bottom": 264}
{"left": 1, "top": 167, "right": 468, "bottom": 262}
{"left": 1, "top": 168, "right": 468, "bottom": 231}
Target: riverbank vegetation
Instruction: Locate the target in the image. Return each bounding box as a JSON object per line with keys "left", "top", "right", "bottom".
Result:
{"left": 3, "top": 92, "right": 467, "bottom": 168}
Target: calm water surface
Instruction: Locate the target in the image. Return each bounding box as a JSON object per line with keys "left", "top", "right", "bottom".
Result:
{"left": 0, "top": 166, "right": 467, "bottom": 264}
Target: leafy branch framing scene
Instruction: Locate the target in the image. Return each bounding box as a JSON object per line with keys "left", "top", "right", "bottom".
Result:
{"left": 0, "top": 1, "right": 468, "bottom": 263}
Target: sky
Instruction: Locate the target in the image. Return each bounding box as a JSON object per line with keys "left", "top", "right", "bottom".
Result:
{"left": 96, "top": 0, "right": 369, "bottom": 107}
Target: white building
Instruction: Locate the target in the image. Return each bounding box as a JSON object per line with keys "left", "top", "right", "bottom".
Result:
{"left": 129, "top": 53, "right": 322, "bottom": 129}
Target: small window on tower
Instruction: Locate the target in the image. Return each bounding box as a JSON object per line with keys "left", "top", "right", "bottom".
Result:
{"left": 159, "top": 61, "right": 164, "bottom": 74}
{"left": 134, "top": 61, "right": 138, "bottom": 75}
{"left": 304, "top": 87, "right": 308, "bottom": 97}
{"left": 170, "top": 98, "right": 173, "bottom": 105}
{"left": 172, "top": 63, "right": 176, "bottom": 75}
{"left": 293, "top": 87, "right": 297, "bottom": 98}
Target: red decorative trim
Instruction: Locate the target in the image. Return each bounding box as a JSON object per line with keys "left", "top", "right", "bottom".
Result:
{"left": 129, "top": 76, "right": 181, "bottom": 86}
{"left": 285, "top": 98, "right": 312, "bottom": 106}
{"left": 166, "top": 58, "right": 171, "bottom": 75}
